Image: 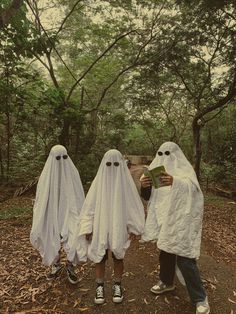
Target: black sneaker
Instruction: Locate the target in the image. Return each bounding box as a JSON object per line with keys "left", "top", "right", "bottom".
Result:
{"left": 94, "top": 284, "right": 105, "bottom": 305}
{"left": 66, "top": 263, "right": 78, "bottom": 284}
{"left": 112, "top": 283, "right": 123, "bottom": 303}
{"left": 47, "top": 263, "right": 63, "bottom": 280}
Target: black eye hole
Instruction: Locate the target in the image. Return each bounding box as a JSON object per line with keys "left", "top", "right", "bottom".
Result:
{"left": 63, "top": 155, "right": 68, "bottom": 159}
{"left": 157, "top": 151, "right": 163, "bottom": 156}
{"left": 106, "top": 162, "right": 112, "bottom": 166}
{"left": 56, "top": 156, "right": 61, "bottom": 160}
{"left": 114, "top": 162, "right": 119, "bottom": 167}
{"left": 165, "top": 151, "right": 170, "bottom": 156}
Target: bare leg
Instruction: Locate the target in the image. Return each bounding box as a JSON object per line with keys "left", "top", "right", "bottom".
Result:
{"left": 95, "top": 260, "right": 106, "bottom": 283}
{"left": 113, "top": 259, "right": 124, "bottom": 283}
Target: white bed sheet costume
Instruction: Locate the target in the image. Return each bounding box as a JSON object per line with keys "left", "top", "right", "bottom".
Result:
{"left": 71, "top": 149, "right": 145, "bottom": 264}
{"left": 142, "top": 142, "right": 204, "bottom": 259}
{"left": 30, "top": 145, "right": 85, "bottom": 266}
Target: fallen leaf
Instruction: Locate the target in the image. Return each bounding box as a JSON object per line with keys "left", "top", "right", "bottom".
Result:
{"left": 164, "top": 297, "right": 170, "bottom": 304}
{"left": 144, "top": 298, "right": 149, "bottom": 305}
{"left": 79, "top": 288, "right": 90, "bottom": 292}
{"left": 30, "top": 288, "right": 39, "bottom": 302}
{"left": 73, "top": 298, "right": 81, "bottom": 308}
{"left": 78, "top": 307, "right": 90, "bottom": 312}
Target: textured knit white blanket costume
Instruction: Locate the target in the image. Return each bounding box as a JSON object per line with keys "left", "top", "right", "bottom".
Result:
{"left": 71, "top": 149, "right": 145, "bottom": 263}
{"left": 142, "top": 142, "right": 204, "bottom": 259}
{"left": 30, "top": 145, "right": 85, "bottom": 266}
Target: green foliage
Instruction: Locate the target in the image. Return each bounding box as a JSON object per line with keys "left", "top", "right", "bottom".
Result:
{"left": 201, "top": 105, "right": 236, "bottom": 187}
{"left": 0, "top": 0, "right": 235, "bottom": 189}
{"left": 177, "top": 0, "right": 236, "bottom": 10}
{"left": 0, "top": 205, "right": 31, "bottom": 220}
{"left": 0, "top": 1, "right": 40, "bottom": 59}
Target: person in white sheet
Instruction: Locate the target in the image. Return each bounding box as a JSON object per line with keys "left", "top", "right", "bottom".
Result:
{"left": 30, "top": 145, "right": 85, "bottom": 284}
{"left": 73, "top": 149, "right": 145, "bottom": 305}
{"left": 140, "top": 142, "right": 210, "bottom": 314}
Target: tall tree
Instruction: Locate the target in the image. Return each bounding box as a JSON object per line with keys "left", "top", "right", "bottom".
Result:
{"left": 24, "top": 0, "right": 165, "bottom": 150}
{"left": 169, "top": 1, "right": 236, "bottom": 177}
{"left": 129, "top": 0, "right": 236, "bottom": 178}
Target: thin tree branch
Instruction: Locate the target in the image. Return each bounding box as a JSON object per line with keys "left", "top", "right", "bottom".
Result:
{"left": 55, "top": 0, "right": 83, "bottom": 37}
{"left": 66, "top": 30, "right": 136, "bottom": 102}
{"left": 32, "top": 52, "right": 50, "bottom": 71}
{"left": 45, "top": 52, "right": 60, "bottom": 89}
{"left": 197, "top": 29, "right": 226, "bottom": 105}
{"left": 92, "top": 65, "right": 136, "bottom": 112}
{"left": 221, "top": 9, "right": 236, "bottom": 22}
{"left": 203, "top": 106, "right": 226, "bottom": 124}
{"left": 196, "top": 73, "right": 236, "bottom": 121}
{"left": 85, "top": 27, "right": 156, "bottom": 112}
{"left": 26, "top": 0, "right": 97, "bottom": 107}
{"left": 169, "top": 62, "right": 195, "bottom": 99}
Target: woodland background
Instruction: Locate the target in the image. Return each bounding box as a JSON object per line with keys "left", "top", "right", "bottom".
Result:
{"left": 1, "top": 2, "right": 236, "bottom": 313}
{"left": 0, "top": 0, "right": 236, "bottom": 189}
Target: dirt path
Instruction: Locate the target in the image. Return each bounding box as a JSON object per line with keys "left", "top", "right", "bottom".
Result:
{"left": 0, "top": 195, "right": 236, "bottom": 314}
{"left": 0, "top": 216, "right": 236, "bottom": 314}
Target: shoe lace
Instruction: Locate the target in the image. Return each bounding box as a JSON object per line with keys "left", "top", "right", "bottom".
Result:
{"left": 67, "top": 264, "right": 75, "bottom": 275}
{"left": 51, "top": 263, "right": 61, "bottom": 273}
{"left": 96, "top": 285, "right": 104, "bottom": 298}
{"left": 113, "top": 284, "right": 121, "bottom": 296}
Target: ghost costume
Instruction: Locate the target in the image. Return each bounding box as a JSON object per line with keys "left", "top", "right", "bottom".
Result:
{"left": 142, "top": 141, "right": 204, "bottom": 259}
{"left": 72, "top": 149, "right": 145, "bottom": 264}
{"left": 30, "top": 145, "right": 85, "bottom": 266}
{"left": 141, "top": 142, "right": 207, "bottom": 304}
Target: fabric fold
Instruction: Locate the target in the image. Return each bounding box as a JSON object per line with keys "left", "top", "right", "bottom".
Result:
{"left": 141, "top": 142, "right": 204, "bottom": 259}
{"left": 72, "top": 149, "right": 145, "bottom": 263}
{"left": 30, "top": 145, "right": 85, "bottom": 266}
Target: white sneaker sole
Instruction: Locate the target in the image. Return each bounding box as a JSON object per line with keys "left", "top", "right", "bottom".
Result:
{"left": 196, "top": 308, "right": 210, "bottom": 314}
{"left": 67, "top": 277, "right": 78, "bottom": 284}
{"left": 113, "top": 296, "right": 124, "bottom": 303}
{"left": 150, "top": 285, "right": 175, "bottom": 295}
{"left": 94, "top": 298, "right": 105, "bottom": 305}
{"left": 196, "top": 310, "right": 210, "bottom": 314}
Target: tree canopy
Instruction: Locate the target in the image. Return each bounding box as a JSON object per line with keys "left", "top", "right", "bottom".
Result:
{"left": 0, "top": 0, "right": 235, "bottom": 186}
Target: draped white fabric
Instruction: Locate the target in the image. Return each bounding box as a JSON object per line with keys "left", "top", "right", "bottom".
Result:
{"left": 71, "top": 149, "right": 145, "bottom": 263}
{"left": 142, "top": 142, "right": 204, "bottom": 258}
{"left": 30, "top": 145, "right": 85, "bottom": 266}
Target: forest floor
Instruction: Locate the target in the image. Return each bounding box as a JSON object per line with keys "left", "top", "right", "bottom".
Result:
{"left": 0, "top": 173, "right": 236, "bottom": 313}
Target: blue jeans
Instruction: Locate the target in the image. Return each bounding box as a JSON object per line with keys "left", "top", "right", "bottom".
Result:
{"left": 159, "top": 250, "right": 206, "bottom": 303}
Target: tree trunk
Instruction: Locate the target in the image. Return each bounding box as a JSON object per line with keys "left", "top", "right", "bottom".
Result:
{"left": 6, "top": 113, "right": 10, "bottom": 175}
{"left": 192, "top": 118, "right": 202, "bottom": 180}
{"left": 4, "top": 65, "right": 11, "bottom": 181}
{"left": 74, "top": 121, "right": 83, "bottom": 159}
{"left": 59, "top": 117, "right": 71, "bottom": 148}
{"left": 6, "top": 111, "right": 11, "bottom": 181}
{"left": 0, "top": 147, "right": 4, "bottom": 180}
